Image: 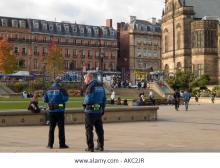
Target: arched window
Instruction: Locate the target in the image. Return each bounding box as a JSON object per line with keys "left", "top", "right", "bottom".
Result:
{"left": 165, "top": 35, "right": 169, "bottom": 52}
{"left": 176, "top": 62, "right": 182, "bottom": 71}
{"left": 176, "top": 24, "right": 181, "bottom": 50}
{"left": 163, "top": 29, "right": 169, "bottom": 53}
{"left": 164, "top": 64, "right": 169, "bottom": 73}
{"left": 177, "top": 31, "right": 181, "bottom": 50}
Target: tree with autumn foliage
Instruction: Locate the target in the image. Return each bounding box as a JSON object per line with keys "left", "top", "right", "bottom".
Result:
{"left": 46, "top": 43, "right": 64, "bottom": 80}
{"left": 0, "top": 38, "right": 17, "bottom": 74}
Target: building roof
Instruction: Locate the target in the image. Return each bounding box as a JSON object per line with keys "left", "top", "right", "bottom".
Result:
{"left": 129, "top": 17, "right": 161, "bottom": 33}
{"left": 0, "top": 16, "right": 117, "bottom": 39}
{"left": 180, "top": 0, "right": 220, "bottom": 18}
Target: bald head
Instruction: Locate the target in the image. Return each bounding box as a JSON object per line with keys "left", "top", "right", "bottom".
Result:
{"left": 84, "top": 73, "right": 94, "bottom": 84}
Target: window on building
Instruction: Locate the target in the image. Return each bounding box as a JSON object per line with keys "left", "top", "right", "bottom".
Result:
{"left": 81, "top": 61, "right": 84, "bottom": 68}
{"left": 210, "top": 31, "right": 216, "bottom": 48}
{"left": 88, "top": 50, "right": 92, "bottom": 59}
{"left": 165, "top": 35, "right": 168, "bottom": 52}
{"left": 19, "top": 20, "right": 26, "bottom": 28}
{"left": 80, "top": 26, "right": 84, "bottom": 34}
{"left": 65, "top": 48, "right": 70, "bottom": 57}
{"left": 96, "top": 51, "right": 99, "bottom": 58}
{"left": 193, "top": 64, "right": 204, "bottom": 77}
{"left": 73, "top": 49, "right": 78, "bottom": 58}
{"left": 64, "top": 60, "right": 70, "bottom": 70}
{"left": 12, "top": 20, "right": 18, "bottom": 28}
{"left": 1, "top": 19, "right": 8, "bottom": 27}
{"left": 49, "top": 24, "right": 53, "bottom": 31}
{"left": 197, "top": 31, "right": 201, "bottom": 48}
{"left": 201, "top": 31, "right": 204, "bottom": 48}
{"left": 70, "top": 60, "right": 77, "bottom": 70}
{"left": 42, "top": 47, "right": 47, "bottom": 56}
{"left": 43, "top": 36, "right": 47, "bottom": 42}
{"left": 33, "top": 21, "right": 39, "bottom": 29}
{"left": 18, "top": 59, "right": 26, "bottom": 68}
{"left": 206, "top": 30, "right": 211, "bottom": 48}
{"left": 102, "top": 28, "right": 108, "bottom": 36}
{"left": 94, "top": 28, "right": 99, "bottom": 35}
{"left": 110, "top": 30, "right": 115, "bottom": 36}
{"left": 80, "top": 49, "right": 85, "bottom": 58}
{"left": 42, "top": 22, "right": 47, "bottom": 31}
{"left": 34, "top": 46, "right": 38, "bottom": 55}
{"left": 177, "top": 31, "right": 181, "bottom": 50}
{"left": 22, "top": 48, "right": 26, "bottom": 55}
{"left": 34, "top": 59, "right": 38, "bottom": 69}
{"left": 56, "top": 24, "right": 62, "bottom": 32}
{"left": 64, "top": 24, "right": 70, "bottom": 33}
{"left": 72, "top": 25, "right": 78, "bottom": 33}
{"left": 14, "top": 47, "right": 19, "bottom": 54}
{"left": 87, "top": 27, "right": 92, "bottom": 34}
{"left": 87, "top": 62, "right": 91, "bottom": 70}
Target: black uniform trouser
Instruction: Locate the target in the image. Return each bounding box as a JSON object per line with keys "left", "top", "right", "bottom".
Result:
{"left": 48, "top": 112, "right": 65, "bottom": 146}
{"left": 85, "top": 113, "right": 104, "bottom": 149}
{"left": 174, "top": 99, "right": 180, "bottom": 110}
{"left": 150, "top": 97, "right": 155, "bottom": 105}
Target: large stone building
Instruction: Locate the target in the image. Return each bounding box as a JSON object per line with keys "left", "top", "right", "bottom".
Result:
{"left": 161, "top": 0, "right": 220, "bottom": 84}
{"left": 117, "top": 16, "right": 161, "bottom": 83}
{"left": 0, "top": 16, "right": 117, "bottom": 75}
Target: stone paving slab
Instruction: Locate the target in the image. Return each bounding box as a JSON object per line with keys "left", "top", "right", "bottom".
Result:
{"left": 0, "top": 104, "right": 220, "bottom": 152}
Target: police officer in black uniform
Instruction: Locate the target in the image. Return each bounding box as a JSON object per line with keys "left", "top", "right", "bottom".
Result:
{"left": 83, "top": 73, "right": 106, "bottom": 152}
{"left": 173, "top": 89, "right": 181, "bottom": 111}
{"left": 44, "top": 77, "right": 69, "bottom": 149}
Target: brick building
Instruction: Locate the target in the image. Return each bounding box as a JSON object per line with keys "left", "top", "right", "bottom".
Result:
{"left": 117, "top": 16, "right": 161, "bottom": 83}
{"left": 162, "top": 0, "right": 220, "bottom": 84}
{"left": 0, "top": 16, "right": 118, "bottom": 75}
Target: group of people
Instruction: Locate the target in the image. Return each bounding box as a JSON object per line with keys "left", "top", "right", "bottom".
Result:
{"left": 111, "top": 78, "right": 131, "bottom": 88}
{"left": 110, "top": 90, "right": 128, "bottom": 105}
{"left": 22, "top": 91, "right": 33, "bottom": 98}
{"left": 195, "top": 91, "right": 217, "bottom": 104}
{"left": 173, "top": 90, "right": 192, "bottom": 111}
{"left": 28, "top": 73, "right": 106, "bottom": 152}
{"left": 133, "top": 91, "right": 156, "bottom": 106}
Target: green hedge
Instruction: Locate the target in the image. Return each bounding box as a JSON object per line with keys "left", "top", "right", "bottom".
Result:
{"left": 7, "top": 80, "right": 82, "bottom": 93}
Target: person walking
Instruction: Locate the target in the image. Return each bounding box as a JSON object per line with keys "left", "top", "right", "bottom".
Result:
{"left": 110, "top": 89, "right": 116, "bottom": 104}
{"left": 83, "top": 73, "right": 106, "bottom": 152}
{"left": 148, "top": 91, "right": 155, "bottom": 105}
{"left": 183, "top": 90, "right": 191, "bottom": 111}
{"left": 173, "top": 90, "right": 181, "bottom": 111}
{"left": 211, "top": 91, "right": 216, "bottom": 104}
{"left": 44, "top": 77, "right": 69, "bottom": 149}
{"left": 195, "top": 92, "right": 199, "bottom": 104}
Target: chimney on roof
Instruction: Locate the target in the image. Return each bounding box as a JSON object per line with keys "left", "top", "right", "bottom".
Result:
{"left": 152, "top": 17, "right": 157, "bottom": 24}
{"left": 130, "top": 16, "right": 136, "bottom": 23}
{"left": 106, "top": 19, "right": 113, "bottom": 28}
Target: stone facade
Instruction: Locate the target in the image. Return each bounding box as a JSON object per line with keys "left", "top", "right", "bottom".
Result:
{"left": 0, "top": 16, "right": 118, "bottom": 74}
{"left": 117, "top": 16, "right": 161, "bottom": 83}
{"left": 162, "top": 0, "right": 220, "bottom": 84}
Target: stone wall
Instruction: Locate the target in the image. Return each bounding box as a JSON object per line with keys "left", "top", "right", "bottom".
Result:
{"left": 0, "top": 106, "right": 158, "bottom": 126}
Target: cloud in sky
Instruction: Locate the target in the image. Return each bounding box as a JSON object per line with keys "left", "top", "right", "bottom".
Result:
{"left": 0, "top": 0, "right": 164, "bottom": 27}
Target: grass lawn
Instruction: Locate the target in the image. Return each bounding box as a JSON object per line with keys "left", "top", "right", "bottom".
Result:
{"left": 0, "top": 96, "right": 130, "bottom": 110}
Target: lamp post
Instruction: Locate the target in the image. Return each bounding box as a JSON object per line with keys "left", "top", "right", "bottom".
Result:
{"left": 99, "top": 50, "right": 104, "bottom": 83}
{"left": 42, "top": 63, "right": 46, "bottom": 90}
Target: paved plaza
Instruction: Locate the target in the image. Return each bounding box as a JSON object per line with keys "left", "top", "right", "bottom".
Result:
{"left": 0, "top": 104, "right": 220, "bottom": 152}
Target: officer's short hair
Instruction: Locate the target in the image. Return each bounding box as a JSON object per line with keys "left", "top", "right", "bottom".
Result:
{"left": 85, "top": 73, "right": 94, "bottom": 80}
{"left": 55, "top": 76, "right": 62, "bottom": 82}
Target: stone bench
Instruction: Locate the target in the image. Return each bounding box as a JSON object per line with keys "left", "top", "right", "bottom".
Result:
{"left": 0, "top": 106, "right": 158, "bottom": 126}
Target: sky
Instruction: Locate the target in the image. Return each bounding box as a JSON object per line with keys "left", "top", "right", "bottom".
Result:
{"left": 0, "top": 0, "right": 164, "bottom": 28}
